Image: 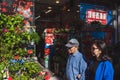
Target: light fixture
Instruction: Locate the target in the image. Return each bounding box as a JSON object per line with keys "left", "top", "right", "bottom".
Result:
{"left": 77, "top": 5, "right": 80, "bottom": 7}
{"left": 76, "top": 10, "right": 79, "bottom": 13}
{"left": 67, "top": 9, "right": 70, "bottom": 12}
{"left": 35, "top": 15, "right": 40, "bottom": 20}
{"left": 45, "top": 10, "right": 52, "bottom": 14}
{"left": 48, "top": 6, "right": 52, "bottom": 9}
{"left": 55, "top": 0, "right": 60, "bottom": 4}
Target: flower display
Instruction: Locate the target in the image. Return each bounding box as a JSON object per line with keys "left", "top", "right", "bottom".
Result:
{"left": 0, "top": 14, "right": 41, "bottom": 79}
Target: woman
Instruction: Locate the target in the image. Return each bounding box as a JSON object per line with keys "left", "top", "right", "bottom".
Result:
{"left": 88, "top": 39, "right": 114, "bottom": 80}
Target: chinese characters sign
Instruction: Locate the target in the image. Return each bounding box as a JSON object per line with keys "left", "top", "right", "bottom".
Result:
{"left": 86, "top": 9, "right": 107, "bottom": 25}
{"left": 80, "top": 3, "right": 112, "bottom": 25}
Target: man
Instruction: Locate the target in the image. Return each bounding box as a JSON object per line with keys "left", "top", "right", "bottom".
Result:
{"left": 65, "top": 38, "right": 87, "bottom": 80}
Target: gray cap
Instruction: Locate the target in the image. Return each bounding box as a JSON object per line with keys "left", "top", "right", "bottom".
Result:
{"left": 65, "top": 38, "right": 79, "bottom": 47}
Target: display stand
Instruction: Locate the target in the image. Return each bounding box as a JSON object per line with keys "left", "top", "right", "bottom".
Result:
{"left": 50, "top": 30, "right": 68, "bottom": 79}
{"left": 44, "top": 28, "right": 54, "bottom": 69}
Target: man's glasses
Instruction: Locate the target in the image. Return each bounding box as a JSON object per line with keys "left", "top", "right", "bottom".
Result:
{"left": 67, "top": 47, "right": 72, "bottom": 50}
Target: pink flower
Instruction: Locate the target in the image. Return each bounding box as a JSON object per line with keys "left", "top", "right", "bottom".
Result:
{"left": 13, "top": 4, "right": 17, "bottom": 7}
{"left": 1, "top": 8, "right": 7, "bottom": 12}
{"left": 1, "top": 2, "right": 7, "bottom": 6}
{"left": 2, "top": 28, "right": 8, "bottom": 33}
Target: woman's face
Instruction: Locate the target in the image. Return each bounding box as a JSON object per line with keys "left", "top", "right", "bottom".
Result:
{"left": 92, "top": 44, "right": 102, "bottom": 58}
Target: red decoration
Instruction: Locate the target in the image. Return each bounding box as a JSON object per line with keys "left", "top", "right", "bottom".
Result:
{"left": 14, "top": 55, "right": 19, "bottom": 60}
{"left": 8, "top": 76, "right": 13, "bottom": 80}
{"left": 1, "top": 8, "right": 7, "bottom": 12}
{"left": 46, "top": 28, "right": 54, "bottom": 33}
{"left": 1, "top": 2, "right": 7, "bottom": 6}
{"left": 13, "top": 4, "right": 17, "bottom": 7}
{"left": 45, "top": 35, "right": 54, "bottom": 44}
{"left": 27, "top": 2, "right": 33, "bottom": 7}
{"left": 27, "top": 49, "right": 33, "bottom": 55}
{"left": 29, "top": 18, "right": 33, "bottom": 22}
{"left": 23, "top": 20, "right": 28, "bottom": 24}
{"left": 44, "top": 48, "right": 50, "bottom": 55}
{"left": 44, "top": 72, "right": 50, "bottom": 80}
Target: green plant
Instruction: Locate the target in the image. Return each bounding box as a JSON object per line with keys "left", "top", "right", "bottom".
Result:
{"left": 0, "top": 14, "right": 41, "bottom": 79}
{"left": 29, "top": 32, "right": 40, "bottom": 44}
{"left": 0, "top": 13, "right": 40, "bottom": 59}
{"left": 8, "top": 59, "right": 43, "bottom": 80}
{"left": 0, "top": 62, "right": 5, "bottom": 79}
{"left": 23, "top": 62, "right": 42, "bottom": 78}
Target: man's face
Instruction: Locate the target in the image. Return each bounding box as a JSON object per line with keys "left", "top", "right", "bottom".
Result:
{"left": 67, "top": 46, "right": 77, "bottom": 54}
{"left": 67, "top": 47, "right": 72, "bottom": 54}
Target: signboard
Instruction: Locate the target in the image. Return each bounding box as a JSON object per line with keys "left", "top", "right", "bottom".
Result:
{"left": 86, "top": 9, "right": 107, "bottom": 25}
{"left": 80, "top": 3, "right": 113, "bottom": 25}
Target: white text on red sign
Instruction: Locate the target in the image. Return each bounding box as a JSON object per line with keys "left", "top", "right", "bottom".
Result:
{"left": 86, "top": 9, "right": 107, "bottom": 25}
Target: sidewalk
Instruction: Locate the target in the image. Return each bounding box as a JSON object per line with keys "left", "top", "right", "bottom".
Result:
{"left": 43, "top": 68, "right": 62, "bottom": 80}
{"left": 50, "top": 76, "right": 62, "bottom": 80}
{"left": 39, "top": 63, "right": 62, "bottom": 80}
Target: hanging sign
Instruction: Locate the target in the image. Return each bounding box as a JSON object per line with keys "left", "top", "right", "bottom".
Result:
{"left": 86, "top": 9, "right": 107, "bottom": 25}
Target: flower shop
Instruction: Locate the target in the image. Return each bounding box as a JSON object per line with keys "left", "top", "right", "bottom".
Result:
{"left": 0, "top": 0, "right": 48, "bottom": 80}
{"left": 35, "top": 2, "right": 117, "bottom": 79}
{"left": 1, "top": 0, "right": 120, "bottom": 80}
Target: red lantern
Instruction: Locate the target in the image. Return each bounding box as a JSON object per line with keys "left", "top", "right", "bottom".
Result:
{"left": 29, "top": 17, "right": 33, "bottom": 22}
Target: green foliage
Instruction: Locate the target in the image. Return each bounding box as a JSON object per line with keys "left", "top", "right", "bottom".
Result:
{"left": 0, "top": 14, "right": 40, "bottom": 60}
{"left": 8, "top": 61, "right": 43, "bottom": 79}
{"left": 13, "top": 75, "right": 29, "bottom": 80}
{"left": 0, "top": 14, "right": 41, "bottom": 79}
{"left": 29, "top": 32, "right": 40, "bottom": 43}
{"left": 9, "top": 62, "right": 21, "bottom": 73}
{"left": 23, "top": 62, "right": 42, "bottom": 77}
{"left": 0, "top": 62, "right": 5, "bottom": 72}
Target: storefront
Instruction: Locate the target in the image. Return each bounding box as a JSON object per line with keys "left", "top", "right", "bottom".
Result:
{"left": 1, "top": 0, "right": 120, "bottom": 79}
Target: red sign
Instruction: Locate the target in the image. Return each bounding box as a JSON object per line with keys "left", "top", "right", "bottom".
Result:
{"left": 86, "top": 9, "right": 107, "bottom": 25}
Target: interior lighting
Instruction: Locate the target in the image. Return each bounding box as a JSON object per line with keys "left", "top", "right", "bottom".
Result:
{"left": 45, "top": 10, "right": 52, "bottom": 14}
{"left": 77, "top": 5, "right": 80, "bottom": 7}
{"left": 48, "top": 6, "right": 52, "bottom": 9}
{"left": 55, "top": 0, "right": 60, "bottom": 4}
{"left": 76, "top": 10, "right": 79, "bottom": 13}
{"left": 67, "top": 9, "right": 70, "bottom": 12}
{"left": 35, "top": 15, "right": 40, "bottom": 20}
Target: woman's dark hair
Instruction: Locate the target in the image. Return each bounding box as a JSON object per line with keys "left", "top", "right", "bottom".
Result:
{"left": 91, "top": 39, "right": 112, "bottom": 62}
